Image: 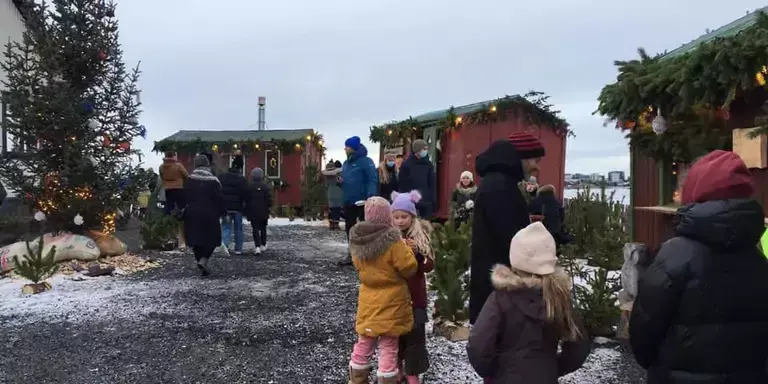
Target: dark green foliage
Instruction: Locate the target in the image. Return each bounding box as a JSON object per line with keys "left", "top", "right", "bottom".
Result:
{"left": 596, "top": 12, "right": 768, "bottom": 162}
{"left": 560, "top": 186, "right": 626, "bottom": 336}
{"left": 0, "top": 1, "right": 146, "bottom": 232}
{"left": 301, "top": 164, "right": 325, "bottom": 217}
{"left": 13, "top": 234, "right": 58, "bottom": 284}
{"left": 140, "top": 214, "right": 179, "bottom": 249}
{"left": 430, "top": 220, "right": 471, "bottom": 322}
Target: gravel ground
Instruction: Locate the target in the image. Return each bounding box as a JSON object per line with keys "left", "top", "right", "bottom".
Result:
{"left": 0, "top": 222, "right": 646, "bottom": 383}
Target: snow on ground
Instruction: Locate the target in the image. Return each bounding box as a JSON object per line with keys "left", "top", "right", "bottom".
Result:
{"left": 0, "top": 223, "right": 644, "bottom": 383}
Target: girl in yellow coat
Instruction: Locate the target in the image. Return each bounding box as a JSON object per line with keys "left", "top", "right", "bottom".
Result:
{"left": 347, "top": 196, "right": 418, "bottom": 384}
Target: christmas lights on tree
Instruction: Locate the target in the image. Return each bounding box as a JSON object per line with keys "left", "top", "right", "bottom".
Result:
{"left": 0, "top": 0, "right": 151, "bottom": 234}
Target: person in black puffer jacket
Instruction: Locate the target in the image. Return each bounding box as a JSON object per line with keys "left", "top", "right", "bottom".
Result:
{"left": 630, "top": 150, "right": 768, "bottom": 384}
{"left": 217, "top": 156, "right": 248, "bottom": 255}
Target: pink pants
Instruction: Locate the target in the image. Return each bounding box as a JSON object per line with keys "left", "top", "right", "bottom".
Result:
{"left": 349, "top": 335, "right": 400, "bottom": 376}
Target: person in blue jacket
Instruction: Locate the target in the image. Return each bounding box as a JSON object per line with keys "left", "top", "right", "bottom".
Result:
{"left": 338, "top": 136, "right": 377, "bottom": 265}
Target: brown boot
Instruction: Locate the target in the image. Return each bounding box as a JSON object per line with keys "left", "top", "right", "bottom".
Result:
{"left": 377, "top": 371, "right": 399, "bottom": 384}
{"left": 348, "top": 363, "right": 372, "bottom": 384}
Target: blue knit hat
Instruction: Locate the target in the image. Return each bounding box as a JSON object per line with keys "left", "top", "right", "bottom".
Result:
{"left": 344, "top": 136, "right": 361, "bottom": 151}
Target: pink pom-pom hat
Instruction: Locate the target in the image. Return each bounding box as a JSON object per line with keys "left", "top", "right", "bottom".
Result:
{"left": 391, "top": 190, "right": 421, "bottom": 216}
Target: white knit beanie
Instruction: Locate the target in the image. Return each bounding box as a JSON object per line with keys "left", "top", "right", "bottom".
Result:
{"left": 509, "top": 222, "right": 557, "bottom": 275}
{"left": 460, "top": 170, "right": 474, "bottom": 182}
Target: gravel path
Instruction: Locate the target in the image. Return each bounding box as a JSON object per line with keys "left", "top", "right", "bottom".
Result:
{"left": 0, "top": 222, "right": 646, "bottom": 383}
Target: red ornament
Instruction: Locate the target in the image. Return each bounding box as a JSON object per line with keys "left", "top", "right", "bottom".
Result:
{"left": 102, "top": 135, "right": 111, "bottom": 146}
{"left": 98, "top": 51, "right": 107, "bottom": 61}
{"left": 118, "top": 142, "right": 130, "bottom": 151}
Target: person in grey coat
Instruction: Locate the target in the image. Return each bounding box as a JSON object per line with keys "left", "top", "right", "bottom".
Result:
{"left": 322, "top": 160, "right": 344, "bottom": 230}
{"left": 183, "top": 155, "right": 227, "bottom": 276}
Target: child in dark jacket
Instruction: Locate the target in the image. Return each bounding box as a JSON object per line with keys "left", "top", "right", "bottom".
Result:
{"left": 529, "top": 184, "right": 572, "bottom": 247}
{"left": 391, "top": 190, "right": 434, "bottom": 384}
{"left": 244, "top": 168, "right": 271, "bottom": 255}
{"left": 467, "top": 222, "right": 590, "bottom": 383}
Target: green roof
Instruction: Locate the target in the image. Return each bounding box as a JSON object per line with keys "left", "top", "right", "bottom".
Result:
{"left": 660, "top": 7, "right": 768, "bottom": 61}
{"left": 160, "top": 129, "right": 313, "bottom": 142}
{"left": 411, "top": 97, "right": 519, "bottom": 125}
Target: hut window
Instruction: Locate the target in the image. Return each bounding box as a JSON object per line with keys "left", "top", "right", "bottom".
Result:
{"left": 265, "top": 150, "right": 281, "bottom": 178}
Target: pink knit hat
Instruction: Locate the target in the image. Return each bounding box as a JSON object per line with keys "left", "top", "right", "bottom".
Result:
{"left": 509, "top": 222, "right": 557, "bottom": 275}
{"left": 364, "top": 196, "right": 392, "bottom": 225}
{"left": 391, "top": 190, "right": 421, "bottom": 216}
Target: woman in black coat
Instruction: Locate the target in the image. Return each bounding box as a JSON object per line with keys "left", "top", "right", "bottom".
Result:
{"left": 183, "top": 154, "right": 226, "bottom": 276}
{"left": 377, "top": 152, "right": 399, "bottom": 201}
{"left": 468, "top": 136, "right": 545, "bottom": 325}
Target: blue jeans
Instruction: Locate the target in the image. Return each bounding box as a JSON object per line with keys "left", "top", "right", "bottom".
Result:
{"left": 221, "top": 212, "right": 244, "bottom": 251}
{"left": 329, "top": 206, "right": 342, "bottom": 222}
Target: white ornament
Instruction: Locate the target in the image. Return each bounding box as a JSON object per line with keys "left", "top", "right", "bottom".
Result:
{"left": 465, "top": 200, "right": 475, "bottom": 210}
{"left": 87, "top": 119, "right": 101, "bottom": 130}
{"left": 73, "top": 213, "right": 84, "bottom": 226}
{"left": 34, "top": 211, "right": 46, "bottom": 222}
{"left": 652, "top": 107, "right": 668, "bottom": 135}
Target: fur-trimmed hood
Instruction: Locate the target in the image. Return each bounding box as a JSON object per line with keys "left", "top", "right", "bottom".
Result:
{"left": 322, "top": 167, "right": 342, "bottom": 176}
{"left": 349, "top": 222, "right": 402, "bottom": 261}
{"left": 490, "top": 264, "right": 571, "bottom": 291}
{"left": 189, "top": 167, "right": 220, "bottom": 184}
{"left": 455, "top": 184, "right": 477, "bottom": 195}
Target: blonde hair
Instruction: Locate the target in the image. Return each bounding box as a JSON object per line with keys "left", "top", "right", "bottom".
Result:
{"left": 403, "top": 218, "right": 434, "bottom": 261}
{"left": 515, "top": 267, "right": 582, "bottom": 341}
{"left": 378, "top": 162, "right": 391, "bottom": 184}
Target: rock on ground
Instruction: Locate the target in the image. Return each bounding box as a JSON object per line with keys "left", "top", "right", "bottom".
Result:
{"left": 0, "top": 223, "right": 645, "bottom": 383}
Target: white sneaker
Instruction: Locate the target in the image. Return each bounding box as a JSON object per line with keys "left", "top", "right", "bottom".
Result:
{"left": 260, "top": 244, "right": 267, "bottom": 252}
{"left": 254, "top": 247, "right": 262, "bottom": 255}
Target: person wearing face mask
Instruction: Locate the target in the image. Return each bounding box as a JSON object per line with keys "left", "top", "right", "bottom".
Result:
{"left": 397, "top": 140, "right": 436, "bottom": 219}
{"left": 378, "top": 152, "right": 399, "bottom": 201}
{"left": 468, "top": 132, "right": 545, "bottom": 326}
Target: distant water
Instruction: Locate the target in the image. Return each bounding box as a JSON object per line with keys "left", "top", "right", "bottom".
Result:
{"left": 563, "top": 187, "right": 629, "bottom": 204}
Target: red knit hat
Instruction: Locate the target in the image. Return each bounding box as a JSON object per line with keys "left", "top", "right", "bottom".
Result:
{"left": 508, "top": 132, "right": 545, "bottom": 159}
{"left": 681, "top": 150, "right": 754, "bottom": 204}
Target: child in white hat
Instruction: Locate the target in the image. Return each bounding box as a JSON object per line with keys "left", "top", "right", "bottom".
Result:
{"left": 467, "top": 222, "right": 590, "bottom": 382}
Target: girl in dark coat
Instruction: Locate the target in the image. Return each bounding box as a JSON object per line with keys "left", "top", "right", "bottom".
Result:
{"left": 449, "top": 170, "right": 476, "bottom": 227}
{"left": 183, "top": 155, "right": 226, "bottom": 276}
{"left": 244, "top": 167, "right": 271, "bottom": 255}
{"left": 630, "top": 150, "right": 768, "bottom": 384}
{"left": 469, "top": 134, "right": 544, "bottom": 325}
{"left": 377, "top": 152, "right": 399, "bottom": 201}
{"left": 467, "top": 222, "right": 590, "bottom": 383}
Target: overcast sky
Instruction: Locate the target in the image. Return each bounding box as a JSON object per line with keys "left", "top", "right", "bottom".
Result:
{"left": 116, "top": 0, "right": 768, "bottom": 176}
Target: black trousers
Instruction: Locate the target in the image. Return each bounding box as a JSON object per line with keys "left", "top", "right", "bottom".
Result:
{"left": 344, "top": 204, "right": 365, "bottom": 239}
{"left": 164, "top": 189, "right": 185, "bottom": 215}
{"left": 252, "top": 220, "right": 267, "bottom": 246}
{"left": 192, "top": 245, "right": 215, "bottom": 262}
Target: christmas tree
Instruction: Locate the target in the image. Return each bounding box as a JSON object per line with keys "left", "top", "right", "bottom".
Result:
{"left": 0, "top": 0, "right": 147, "bottom": 234}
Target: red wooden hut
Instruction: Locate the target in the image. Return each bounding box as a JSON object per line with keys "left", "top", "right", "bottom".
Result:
{"left": 154, "top": 129, "right": 325, "bottom": 207}
{"left": 597, "top": 8, "right": 768, "bottom": 255}
{"left": 370, "top": 93, "right": 570, "bottom": 220}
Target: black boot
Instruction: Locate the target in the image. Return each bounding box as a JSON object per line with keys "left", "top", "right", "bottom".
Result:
{"left": 197, "top": 257, "right": 210, "bottom": 276}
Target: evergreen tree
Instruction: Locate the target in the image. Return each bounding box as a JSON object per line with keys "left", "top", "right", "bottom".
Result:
{"left": 13, "top": 234, "right": 58, "bottom": 285}
{"left": 0, "top": 0, "right": 146, "bottom": 234}
{"left": 430, "top": 220, "right": 472, "bottom": 322}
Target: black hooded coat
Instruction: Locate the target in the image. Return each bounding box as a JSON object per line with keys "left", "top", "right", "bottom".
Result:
{"left": 468, "top": 139, "right": 531, "bottom": 324}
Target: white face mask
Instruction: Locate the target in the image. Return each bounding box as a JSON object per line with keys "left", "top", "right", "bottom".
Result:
{"left": 419, "top": 149, "right": 428, "bottom": 158}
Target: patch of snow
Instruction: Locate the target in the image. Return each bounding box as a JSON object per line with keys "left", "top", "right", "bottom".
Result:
{"left": 559, "top": 347, "right": 622, "bottom": 383}
{"left": 268, "top": 218, "right": 331, "bottom": 227}
{"left": 0, "top": 273, "right": 293, "bottom": 326}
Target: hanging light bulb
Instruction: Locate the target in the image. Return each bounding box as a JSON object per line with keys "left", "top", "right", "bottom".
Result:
{"left": 490, "top": 105, "right": 497, "bottom": 113}
{"left": 254, "top": 143, "right": 260, "bottom": 149}
{"left": 652, "top": 107, "right": 667, "bottom": 135}
{"left": 455, "top": 116, "right": 463, "bottom": 124}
